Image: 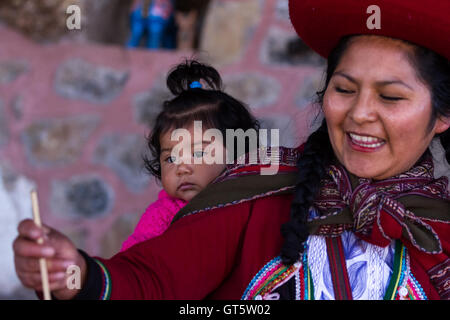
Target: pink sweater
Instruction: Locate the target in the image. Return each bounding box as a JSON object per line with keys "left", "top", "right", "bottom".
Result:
{"left": 120, "top": 190, "right": 188, "bottom": 251}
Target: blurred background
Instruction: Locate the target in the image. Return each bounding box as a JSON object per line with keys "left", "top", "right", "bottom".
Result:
{"left": 0, "top": 0, "right": 328, "bottom": 299}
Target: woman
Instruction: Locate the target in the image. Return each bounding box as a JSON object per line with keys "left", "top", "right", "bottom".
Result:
{"left": 13, "top": 0, "right": 450, "bottom": 300}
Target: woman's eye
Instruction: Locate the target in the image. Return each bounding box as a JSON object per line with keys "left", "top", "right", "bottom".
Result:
{"left": 380, "top": 95, "right": 404, "bottom": 101}
{"left": 335, "top": 87, "right": 354, "bottom": 94}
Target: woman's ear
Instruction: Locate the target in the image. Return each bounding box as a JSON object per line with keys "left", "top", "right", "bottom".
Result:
{"left": 435, "top": 116, "right": 450, "bottom": 134}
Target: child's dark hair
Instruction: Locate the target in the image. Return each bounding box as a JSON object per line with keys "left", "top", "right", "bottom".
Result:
{"left": 280, "top": 35, "right": 450, "bottom": 265}
{"left": 143, "top": 59, "right": 260, "bottom": 179}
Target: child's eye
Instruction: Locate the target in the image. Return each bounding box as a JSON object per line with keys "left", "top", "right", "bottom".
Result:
{"left": 193, "top": 151, "right": 206, "bottom": 158}
{"left": 165, "top": 156, "right": 176, "bottom": 163}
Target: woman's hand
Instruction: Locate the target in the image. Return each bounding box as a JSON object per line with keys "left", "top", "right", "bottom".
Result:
{"left": 13, "top": 219, "right": 87, "bottom": 300}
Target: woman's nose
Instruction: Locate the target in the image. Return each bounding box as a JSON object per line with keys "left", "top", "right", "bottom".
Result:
{"left": 348, "top": 92, "right": 378, "bottom": 124}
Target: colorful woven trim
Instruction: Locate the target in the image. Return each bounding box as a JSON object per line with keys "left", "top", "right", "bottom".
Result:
{"left": 241, "top": 257, "right": 296, "bottom": 300}
{"left": 242, "top": 246, "right": 314, "bottom": 300}
{"left": 93, "top": 259, "right": 111, "bottom": 300}
{"left": 243, "top": 240, "right": 427, "bottom": 300}
{"left": 384, "top": 241, "right": 427, "bottom": 300}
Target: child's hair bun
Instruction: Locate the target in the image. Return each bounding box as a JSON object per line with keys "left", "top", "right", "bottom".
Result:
{"left": 166, "top": 59, "right": 223, "bottom": 95}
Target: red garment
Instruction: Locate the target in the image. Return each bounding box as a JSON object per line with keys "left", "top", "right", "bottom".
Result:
{"left": 96, "top": 193, "right": 293, "bottom": 299}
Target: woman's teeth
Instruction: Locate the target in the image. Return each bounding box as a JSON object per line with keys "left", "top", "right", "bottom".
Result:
{"left": 349, "top": 133, "right": 385, "bottom": 148}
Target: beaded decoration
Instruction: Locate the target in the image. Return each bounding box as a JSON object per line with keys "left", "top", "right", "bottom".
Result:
{"left": 392, "top": 243, "right": 427, "bottom": 300}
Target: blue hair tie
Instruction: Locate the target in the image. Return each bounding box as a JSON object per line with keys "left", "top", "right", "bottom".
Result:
{"left": 189, "top": 81, "right": 202, "bottom": 89}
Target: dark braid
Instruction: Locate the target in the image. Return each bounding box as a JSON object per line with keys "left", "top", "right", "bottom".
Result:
{"left": 280, "top": 119, "right": 334, "bottom": 265}
{"left": 279, "top": 36, "right": 354, "bottom": 265}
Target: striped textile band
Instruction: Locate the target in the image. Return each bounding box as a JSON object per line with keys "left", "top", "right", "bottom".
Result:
{"left": 325, "top": 236, "right": 353, "bottom": 300}
{"left": 303, "top": 250, "right": 314, "bottom": 300}
{"left": 93, "top": 259, "right": 111, "bottom": 300}
{"left": 384, "top": 241, "right": 404, "bottom": 300}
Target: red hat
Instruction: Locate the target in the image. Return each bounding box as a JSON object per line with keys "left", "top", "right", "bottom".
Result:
{"left": 289, "top": 0, "right": 450, "bottom": 60}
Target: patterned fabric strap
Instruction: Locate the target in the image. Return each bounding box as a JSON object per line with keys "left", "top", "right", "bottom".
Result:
{"left": 310, "top": 154, "right": 450, "bottom": 254}
{"left": 171, "top": 146, "right": 302, "bottom": 224}
{"left": 427, "top": 258, "right": 450, "bottom": 300}
{"left": 325, "top": 236, "right": 353, "bottom": 300}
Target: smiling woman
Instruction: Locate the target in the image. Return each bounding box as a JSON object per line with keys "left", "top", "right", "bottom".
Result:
{"left": 322, "top": 35, "right": 449, "bottom": 181}
{"left": 255, "top": 0, "right": 450, "bottom": 300}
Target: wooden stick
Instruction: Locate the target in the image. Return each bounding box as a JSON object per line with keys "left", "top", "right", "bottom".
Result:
{"left": 30, "top": 189, "right": 52, "bottom": 300}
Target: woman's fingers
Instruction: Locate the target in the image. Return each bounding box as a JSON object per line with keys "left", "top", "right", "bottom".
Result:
{"left": 13, "top": 236, "right": 55, "bottom": 259}
{"left": 17, "top": 219, "right": 47, "bottom": 241}
{"left": 21, "top": 271, "right": 68, "bottom": 291}
{"left": 14, "top": 255, "right": 75, "bottom": 273}
{"left": 14, "top": 219, "right": 84, "bottom": 299}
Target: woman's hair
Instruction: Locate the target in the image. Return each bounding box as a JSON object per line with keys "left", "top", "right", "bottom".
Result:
{"left": 406, "top": 45, "right": 450, "bottom": 160}
{"left": 143, "top": 59, "right": 260, "bottom": 179}
{"left": 280, "top": 35, "right": 450, "bottom": 265}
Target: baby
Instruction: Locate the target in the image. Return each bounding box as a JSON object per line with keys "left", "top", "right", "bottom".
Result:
{"left": 121, "top": 60, "right": 259, "bottom": 250}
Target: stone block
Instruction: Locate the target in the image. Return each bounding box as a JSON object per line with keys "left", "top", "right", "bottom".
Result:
{"left": 258, "top": 114, "right": 298, "bottom": 148}
{"left": 54, "top": 58, "right": 129, "bottom": 104}
{"left": 295, "top": 71, "right": 325, "bottom": 109}
{"left": 93, "top": 132, "right": 150, "bottom": 193}
{"left": 133, "top": 82, "right": 172, "bottom": 129}
{"left": 224, "top": 72, "right": 280, "bottom": 109}
{"left": 22, "top": 114, "right": 99, "bottom": 167}
{"left": 50, "top": 174, "right": 114, "bottom": 219}
{"left": 260, "top": 26, "right": 326, "bottom": 66}
{"left": 0, "top": 98, "right": 9, "bottom": 148}
{"left": 275, "top": 0, "right": 290, "bottom": 22}
{"left": 199, "top": 0, "right": 263, "bottom": 65}
{"left": 9, "top": 94, "right": 24, "bottom": 120}
{"left": 0, "top": 60, "right": 28, "bottom": 85}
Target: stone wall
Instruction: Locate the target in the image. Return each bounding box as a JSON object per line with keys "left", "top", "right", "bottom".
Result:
{"left": 0, "top": 0, "right": 327, "bottom": 299}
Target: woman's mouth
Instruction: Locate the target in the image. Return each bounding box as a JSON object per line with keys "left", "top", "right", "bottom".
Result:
{"left": 347, "top": 132, "right": 386, "bottom": 152}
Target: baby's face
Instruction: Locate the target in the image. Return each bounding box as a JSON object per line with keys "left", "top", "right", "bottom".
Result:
{"left": 159, "top": 124, "right": 227, "bottom": 202}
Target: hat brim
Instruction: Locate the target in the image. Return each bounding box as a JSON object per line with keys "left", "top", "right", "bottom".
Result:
{"left": 289, "top": 0, "right": 450, "bottom": 60}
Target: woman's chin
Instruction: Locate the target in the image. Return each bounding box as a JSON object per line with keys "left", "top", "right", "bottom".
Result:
{"left": 341, "top": 158, "right": 388, "bottom": 180}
